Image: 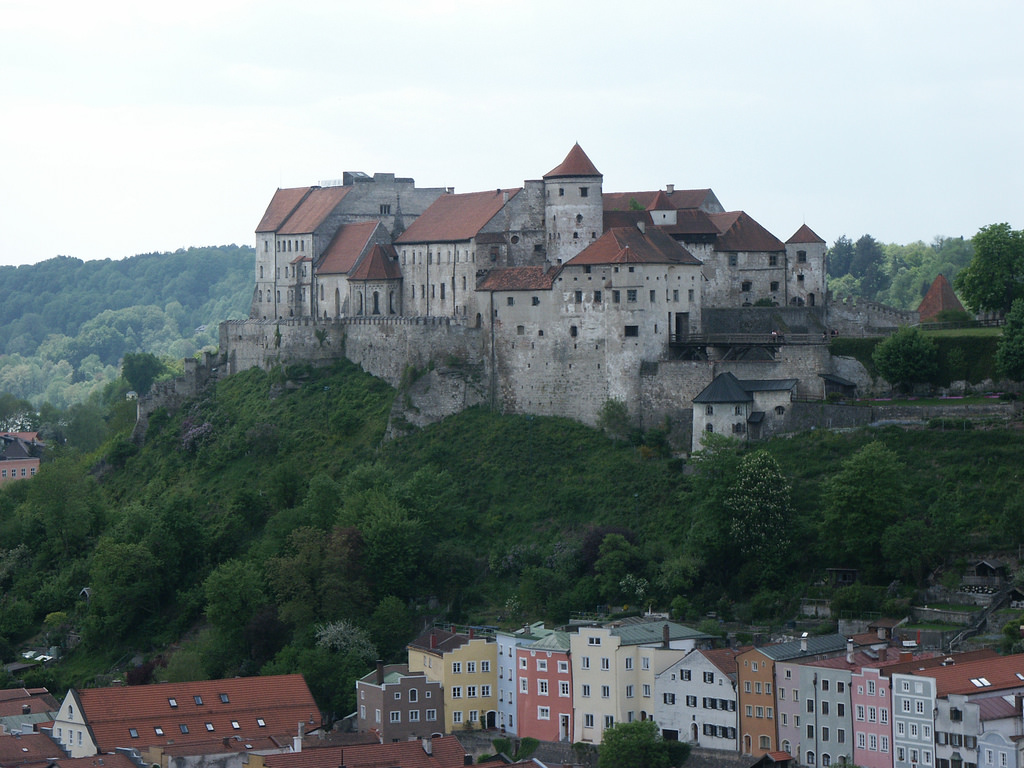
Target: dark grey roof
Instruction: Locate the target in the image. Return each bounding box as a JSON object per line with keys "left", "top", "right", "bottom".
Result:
{"left": 819, "top": 373, "right": 856, "bottom": 387}
{"left": 692, "top": 372, "right": 751, "bottom": 403}
{"left": 748, "top": 411, "right": 765, "bottom": 424}
{"left": 756, "top": 634, "right": 849, "bottom": 661}
{"left": 693, "top": 373, "right": 797, "bottom": 404}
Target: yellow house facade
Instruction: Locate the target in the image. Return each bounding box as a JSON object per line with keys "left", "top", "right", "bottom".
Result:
{"left": 408, "top": 627, "right": 498, "bottom": 733}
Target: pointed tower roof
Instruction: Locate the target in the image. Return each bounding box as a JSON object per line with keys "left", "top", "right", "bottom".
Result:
{"left": 647, "top": 190, "right": 673, "bottom": 210}
{"left": 786, "top": 224, "right": 826, "bottom": 244}
{"left": 544, "top": 143, "right": 602, "bottom": 179}
{"left": 917, "top": 273, "right": 966, "bottom": 322}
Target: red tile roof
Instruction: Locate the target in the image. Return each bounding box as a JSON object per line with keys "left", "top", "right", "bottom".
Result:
{"left": 543, "top": 143, "right": 601, "bottom": 179}
{"left": 477, "top": 266, "right": 558, "bottom": 292}
{"left": 710, "top": 211, "right": 785, "bottom": 252}
{"left": 277, "top": 187, "right": 351, "bottom": 236}
{"left": 348, "top": 245, "right": 402, "bottom": 281}
{"left": 262, "top": 735, "right": 467, "bottom": 768}
{"left": 0, "top": 732, "right": 62, "bottom": 765}
{"left": 566, "top": 226, "right": 701, "bottom": 267}
{"left": 917, "top": 273, "right": 966, "bottom": 321}
{"left": 604, "top": 189, "right": 716, "bottom": 211}
{"left": 396, "top": 189, "right": 520, "bottom": 244}
{"left": 910, "top": 652, "right": 1024, "bottom": 697}
{"left": 786, "top": 224, "right": 825, "bottom": 244}
{"left": 73, "top": 674, "right": 319, "bottom": 754}
{"left": 701, "top": 646, "right": 747, "bottom": 678}
{"left": 256, "top": 188, "right": 315, "bottom": 233}
{"left": 316, "top": 222, "right": 381, "bottom": 275}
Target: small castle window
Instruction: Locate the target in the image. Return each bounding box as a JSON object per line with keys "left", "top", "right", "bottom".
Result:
{"left": 613, "top": 290, "right": 621, "bottom": 303}
{"left": 729, "top": 254, "right": 738, "bottom": 267}
{"left": 735, "top": 405, "right": 743, "bottom": 415}
{"left": 380, "top": 203, "right": 391, "bottom": 215}
{"left": 624, "top": 326, "right": 639, "bottom": 337}
{"left": 705, "top": 423, "right": 714, "bottom": 433}
{"left": 575, "top": 290, "right": 582, "bottom": 303}
{"left": 576, "top": 214, "right": 583, "bottom": 224}
{"left": 775, "top": 406, "right": 786, "bottom": 415}
{"left": 741, "top": 281, "right": 752, "bottom": 292}
{"left": 507, "top": 297, "right": 515, "bottom": 306}
{"left": 650, "top": 290, "right": 656, "bottom": 303}
{"left": 706, "top": 405, "right": 714, "bottom": 415}
{"left": 558, "top": 187, "right": 565, "bottom": 197}
{"left": 798, "top": 250, "right": 807, "bottom": 263}
{"left": 594, "top": 290, "right": 602, "bottom": 302}
{"left": 517, "top": 326, "right": 525, "bottom": 335}
{"left": 626, "top": 289, "right": 637, "bottom": 302}
{"left": 798, "top": 274, "right": 805, "bottom": 282}
{"left": 532, "top": 296, "right": 540, "bottom": 306}
{"left": 580, "top": 187, "right": 589, "bottom": 197}
{"left": 573, "top": 232, "right": 579, "bottom": 239}
{"left": 570, "top": 326, "right": 578, "bottom": 337}
{"left": 771, "top": 281, "right": 780, "bottom": 292}
{"left": 769, "top": 254, "right": 778, "bottom": 266}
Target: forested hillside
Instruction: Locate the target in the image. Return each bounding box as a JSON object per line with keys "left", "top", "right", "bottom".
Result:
{"left": 0, "top": 246, "right": 253, "bottom": 408}
{"left": 827, "top": 235, "right": 974, "bottom": 309}
{"left": 1, "top": 360, "right": 1022, "bottom": 716}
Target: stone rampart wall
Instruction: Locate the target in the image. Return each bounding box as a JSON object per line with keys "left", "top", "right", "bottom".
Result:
{"left": 829, "top": 294, "right": 918, "bottom": 335}
{"left": 703, "top": 306, "right": 827, "bottom": 334}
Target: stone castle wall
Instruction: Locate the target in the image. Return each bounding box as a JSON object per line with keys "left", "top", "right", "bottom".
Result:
{"left": 828, "top": 294, "right": 918, "bottom": 335}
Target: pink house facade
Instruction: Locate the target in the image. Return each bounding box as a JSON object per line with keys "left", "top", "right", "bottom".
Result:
{"left": 851, "top": 666, "right": 893, "bottom": 768}
{"left": 515, "top": 631, "right": 573, "bottom": 743}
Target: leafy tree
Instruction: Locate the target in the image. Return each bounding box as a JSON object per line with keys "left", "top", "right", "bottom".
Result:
{"left": 86, "top": 539, "right": 160, "bottom": 640}
{"left": 0, "top": 393, "right": 36, "bottom": 431}
{"left": 872, "top": 326, "right": 938, "bottom": 391}
{"left": 851, "top": 235, "right": 889, "bottom": 296}
{"left": 827, "top": 235, "right": 855, "bottom": 278}
{"left": 597, "top": 399, "right": 631, "bottom": 442}
{"left": 599, "top": 719, "right": 689, "bottom": 768}
{"left": 369, "top": 596, "right": 412, "bottom": 662}
{"left": 955, "top": 223, "right": 1024, "bottom": 314}
{"left": 121, "top": 352, "right": 166, "bottom": 395}
{"left": 724, "top": 450, "right": 794, "bottom": 585}
{"left": 996, "top": 298, "right": 1024, "bottom": 380}
{"left": 594, "top": 534, "right": 643, "bottom": 604}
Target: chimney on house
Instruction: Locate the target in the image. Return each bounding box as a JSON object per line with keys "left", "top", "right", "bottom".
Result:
{"left": 376, "top": 660, "right": 384, "bottom": 685}
{"left": 666, "top": 184, "right": 674, "bottom": 194}
{"left": 468, "top": 627, "right": 475, "bottom": 640}
{"left": 846, "top": 638, "right": 854, "bottom": 664}
{"left": 900, "top": 651, "right": 912, "bottom": 663}
{"left": 878, "top": 626, "right": 887, "bottom": 640}
{"left": 800, "top": 632, "right": 808, "bottom": 652}
{"left": 663, "top": 624, "right": 670, "bottom": 649}
{"left": 464, "top": 755, "right": 474, "bottom": 766}
{"left": 21, "top": 705, "right": 30, "bottom": 715}
{"left": 430, "top": 632, "right": 437, "bottom": 649}
{"left": 878, "top": 646, "right": 887, "bottom": 662}
{"left": 422, "top": 737, "right": 433, "bottom": 756}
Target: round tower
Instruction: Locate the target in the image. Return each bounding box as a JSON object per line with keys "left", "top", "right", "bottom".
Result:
{"left": 543, "top": 143, "right": 603, "bottom": 265}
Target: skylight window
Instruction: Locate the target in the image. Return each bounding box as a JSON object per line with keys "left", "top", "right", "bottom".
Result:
{"left": 220, "top": 694, "right": 230, "bottom": 703}
{"left": 155, "top": 727, "right": 164, "bottom": 736}
{"left": 205, "top": 723, "right": 214, "bottom": 732}
{"left": 194, "top": 695, "right": 204, "bottom": 705}
{"left": 257, "top": 718, "right": 266, "bottom": 727}
{"left": 168, "top": 698, "right": 178, "bottom": 708}
{"left": 180, "top": 724, "right": 189, "bottom": 734}
{"left": 231, "top": 721, "right": 240, "bottom": 730}
{"left": 129, "top": 729, "right": 139, "bottom": 738}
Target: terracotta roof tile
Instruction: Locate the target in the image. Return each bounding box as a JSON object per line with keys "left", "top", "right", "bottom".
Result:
{"left": 0, "top": 732, "right": 61, "bottom": 765}
{"left": 263, "top": 735, "right": 468, "bottom": 768}
{"left": 647, "top": 190, "right": 673, "bottom": 210}
{"left": 566, "top": 227, "right": 701, "bottom": 267}
{"left": 710, "top": 211, "right": 785, "bottom": 252}
{"left": 396, "top": 189, "right": 520, "bottom": 244}
{"left": 348, "top": 245, "right": 402, "bottom": 281}
{"left": 278, "top": 187, "right": 351, "bottom": 235}
{"left": 917, "top": 273, "right": 966, "bottom": 321}
{"left": 910, "top": 652, "right": 1024, "bottom": 696}
{"left": 543, "top": 143, "right": 601, "bottom": 179}
{"left": 74, "top": 674, "right": 318, "bottom": 754}
{"left": 604, "top": 189, "right": 716, "bottom": 211}
{"left": 477, "top": 266, "right": 558, "bottom": 292}
{"left": 701, "top": 647, "right": 747, "bottom": 678}
{"left": 316, "top": 222, "right": 381, "bottom": 275}
{"left": 256, "top": 188, "right": 315, "bottom": 234}
{"left": 786, "top": 224, "right": 825, "bottom": 244}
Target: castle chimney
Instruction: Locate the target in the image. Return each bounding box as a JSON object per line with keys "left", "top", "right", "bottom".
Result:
{"left": 376, "top": 660, "right": 384, "bottom": 685}
{"left": 666, "top": 184, "right": 674, "bottom": 194}
{"left": 422, "top": 737, "right": 433, "bottom": 756}
{"left": 663, "top": 624, "right": 670, "bottom": 649}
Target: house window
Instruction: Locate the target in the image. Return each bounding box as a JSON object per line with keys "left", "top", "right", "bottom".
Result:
{"left": 681, "top": 670, "right": 691, "bottom": 681}
{"left": 507, "top": 296, "right": 514, "bottom": 306}
{"left": 584, "top": 714, "right": 595, "bottom": 728}
{"left": 168, "top": 699, "right": 177, "bottom": 708}
{"left": 627, "top": 289, "right": 637, "bottom": 302}
{"left": 453, "top": 686, "right": 463, "bottom": 698}
{"left": 467, "top": 686, "right": 477, "bottom": 698}
{"left": 538, "top": 680, "right": 548, "bottom": 695}
{"left": 453, "top": 711, "right": 463, "bottom": 724}
{"left": 426, "top": 709, "right": 437, "bottom": 721}
{"left": 769, "top": 254, "right": 778, "bottom": 266}
{"left": 129, "top": 729, "right": 139, "bottom": 738}
{"left": 601, "top": 657, "right": 610, "bottom": 670}
{"left": 582, "top": 656, "right": 590, "bottom": 669}
{"left": 612, "top": 290, "right": 621, "bottom": 303}
{"left": 231, "top": 721, "right": 240, "bottom": 729}
{"left": 561, "top": 682, "right": 570, "bottom": 697}
{"left": 601, "top": 685, "right": 610, "bottom": 698}
{"left": 481, "top": 660, "right": 490, "bottom": 672}
{"left": 180, "top": 724, "right": 189, "bottom": 734}
{"left": 594, "top": 290, "right": 602, "bottom": 302}
{"left": 582, "top": 684, "right": 591, "bottom": 697}
{"left": 624, "top": 325, "right": 639, "bottom": 337}
{"left": 220, "top": 694, "right": 229, "bottom": 703}
{"left": 390, "top": 711, "right": 401, "bottom": 723}
{"left": 642, "top": 684, "right": 651, "bottom": 697}
{"left": 760, "top": 736, "right": 771, "bottom": 750}
{"left": 155, "top": 727, "right": 164, "bottom": 736}
{"left": 205, "top": 722, "right": 215, "bottom": 732}
{"left": 626, "top": 658, "right": 633, "bottom": 670}
{"left": 626, "top": 685, "right": 634, "bottom": 698}
{"left": 770, "top": 281, "right": 780, "bottom": 291}
{"left": 538, "top": 706, "right": 550, "bottom": 719}
{"left": 798, "top": 250, "right": 807, "bottom": 263}
{"left": 409, "top": 710, "right": 420, "bottom": 722}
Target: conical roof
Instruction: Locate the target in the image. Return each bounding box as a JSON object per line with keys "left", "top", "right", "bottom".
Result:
{"left": 917, "top": 273, "right": 966, "bottom": 321}
{"left": 544, "top": 143, "right": 602, "bottom": 179}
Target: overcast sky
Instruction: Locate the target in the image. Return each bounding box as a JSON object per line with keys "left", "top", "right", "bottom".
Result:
{"left": 1, "top": 0, "right": 1020, "bottom": 267}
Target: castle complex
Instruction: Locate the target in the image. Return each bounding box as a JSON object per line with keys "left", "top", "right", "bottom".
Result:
{"left": 223, "top": 144, "right": 872, "bottom": 449}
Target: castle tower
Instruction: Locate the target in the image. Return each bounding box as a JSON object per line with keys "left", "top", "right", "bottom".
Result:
{"left": 543, "top": 143, "right": 603, "bottom": 265}
{"left": 785, "top": 224, "right": 827, "bottom": 308}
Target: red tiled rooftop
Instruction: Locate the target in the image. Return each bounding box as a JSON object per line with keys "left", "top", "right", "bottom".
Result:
{"left": 317, "top": 222, "right": 381, "bottom": 275}
{"left": 277, "top": 187, "right": 351, "bottom": 236}
{"left": 543, "top": 143, "right": 601, "bottom": 179}
{"left": 604, "top": 189, "right": 716, "bottom": 211}
{"left": 566, "top": 226, "right": 701, "bottom": 267}
{"left": 263, "top": 735, "right": 467, "bottom": 768}
{"left": 710, "top": 211, "right": 785, "bottom": 252}
{"left": 256, "top": 188, "right": 315, "bottom": 233}
{"left": 0, "top": 732, "right": 62, "bottom": 765}
{"left": 910, "top": 651, "right": 1024, "bottom": 696}
{"left": 917, "top": 273, "right": 966, "bottom": 322}
{"left": 396, "top": 189, "right": 520, "bottom": 244}
{"left": 786, "top": 223, "right": 825, "bottom": 244}
{"left": 348, "top": 245, "right": 402, "bottom": 282}
{"left": 477, "top": 266, "right": 558, "bottom": 292}
{"left": 73, "top": 674, "right": 319, "bottom": 754}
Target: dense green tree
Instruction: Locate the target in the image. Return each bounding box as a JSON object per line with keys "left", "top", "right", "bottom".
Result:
{"left": 86, "top": 539, "right": 160, "bottom": 640}
{"left": 0, "top": 393, "right": 36, "bottom": 431}
{"left": 827, "top": 235, "right": 855, "bottom": 277}
{"left": 121, "top": 352, "right": 166, "bottom": 395}
{"left": 369, "top": 596, "right": 412, "bottom": 662}
{"left": 996, "top": 298, "right": 1024, "bottom": 380}
{"left": 724, "top": 450, "right": 794, "bottom": 585}
{"left": 872, "top": 326, "right": 939, "bottom": 391}
{"left": 821, "top": 442, "right": 907, "bottom": 581}
{"left": 594, "top": 534, "right": 643, "bottom": 604}
{"left": 599, "top": 719, "right": 689, "bottom": 768}
{"left": 955, "top": 223, "right": 1024, "bottom": 314}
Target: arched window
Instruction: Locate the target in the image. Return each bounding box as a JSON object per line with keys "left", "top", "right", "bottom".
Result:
{"left": 775, "top": 406, "right": 786, "bottom": 415}
{"left": 807, "top": 752, "right": 816, "bottom": 766}
{"left": 705, "top": 423, "right": 714, "bottom": 433}
{"left": 760, "top": 736, "right": 771, "bottom": 750}
{"left": 372, "top": 291, "right": 380, "bottom": 315}
{"left": 822, "top": 754, "right": 831, "bottom": 767}
{"left": 735, "top": 405, "right": 743, "bottom": 415}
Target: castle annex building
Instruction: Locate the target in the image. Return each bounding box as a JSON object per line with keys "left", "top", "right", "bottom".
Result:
{"left": 227, "top": 145, "right": 837, "bottom": 445}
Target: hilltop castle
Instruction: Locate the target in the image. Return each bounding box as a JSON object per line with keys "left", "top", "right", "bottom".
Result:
{"left": 223, "top": 144, "right": 861, "bottom": 449}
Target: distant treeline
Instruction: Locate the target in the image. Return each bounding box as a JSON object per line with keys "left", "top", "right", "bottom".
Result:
{"left": 0, "top": 246, "right": 253, "bottom": 407}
